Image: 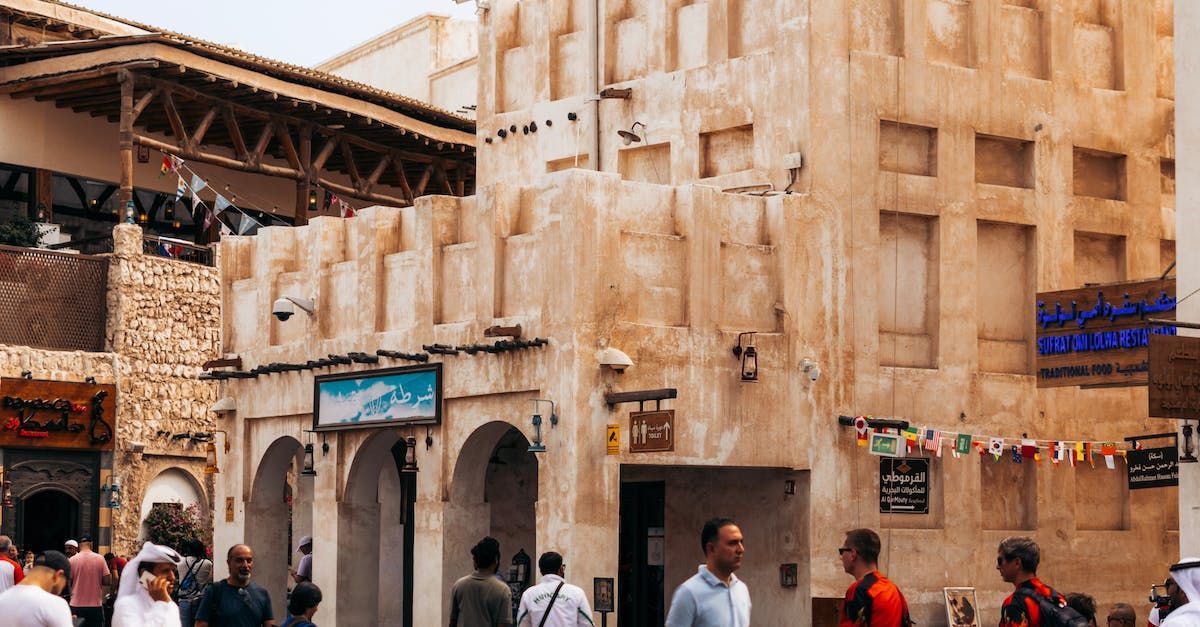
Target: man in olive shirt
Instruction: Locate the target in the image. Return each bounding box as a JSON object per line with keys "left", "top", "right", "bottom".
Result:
{"left": 450, "top": 537, "right": 513, "bottom": 627}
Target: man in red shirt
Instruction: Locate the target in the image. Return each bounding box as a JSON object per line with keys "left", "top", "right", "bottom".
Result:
{"left": 997, "top": 536, "right": 1068, "bottom": 627}
{"left": 0, "top": 535, "right": 24, "bottom": 593}
{"left": 838, "top": 528, "right": 912, "bottom": 627}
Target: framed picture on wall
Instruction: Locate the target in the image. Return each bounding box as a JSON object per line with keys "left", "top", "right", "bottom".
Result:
{"left": 944, "top": 587, "right": 979, "bottom": 627}
{"left": 313, "top": 363, "right": 442, "bottom": 431}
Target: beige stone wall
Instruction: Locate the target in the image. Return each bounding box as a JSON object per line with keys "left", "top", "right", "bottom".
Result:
{"left": 106, "top": 225, "right": 220, "bottom": 555}
{"left": 0, "top": 225, "right": 220, "bottom": 556}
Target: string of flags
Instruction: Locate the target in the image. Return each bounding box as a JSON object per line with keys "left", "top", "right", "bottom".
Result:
{"left": 848, "top": 416, "right": 1137, "bottom": 470}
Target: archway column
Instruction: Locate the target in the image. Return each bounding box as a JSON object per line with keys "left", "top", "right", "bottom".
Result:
{"left": 310, "top": 433, "right": 342, "bottom": 626}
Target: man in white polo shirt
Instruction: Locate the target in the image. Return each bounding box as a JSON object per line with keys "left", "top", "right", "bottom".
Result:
{"left": 665, "top": 517, "right": 751, "bottom": 627}
{"left": 516, "top": 552, "right": 593, "bottom": 627}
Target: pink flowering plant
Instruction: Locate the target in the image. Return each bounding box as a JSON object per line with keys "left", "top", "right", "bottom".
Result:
{"left": 143, "top": 503, "right": 210, "bottom": 551}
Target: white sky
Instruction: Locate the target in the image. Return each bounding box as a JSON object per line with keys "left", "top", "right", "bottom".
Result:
{"left": 72, "top": 0, "right": 479, "bottom": 67}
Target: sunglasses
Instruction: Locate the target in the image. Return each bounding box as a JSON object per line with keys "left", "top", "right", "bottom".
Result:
{"left": 837, "top": 547, "right": 853, "bottom": 556}
{"left": 996, "top": 556, "right": 1011, "bottom": 566}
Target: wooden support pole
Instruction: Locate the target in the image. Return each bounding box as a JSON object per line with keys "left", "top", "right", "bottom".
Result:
{"left": 295, "top": 125, "right": 312, "bottom": 226}
{"left": 118, "top": 71, "right": 135, "bottom": 211}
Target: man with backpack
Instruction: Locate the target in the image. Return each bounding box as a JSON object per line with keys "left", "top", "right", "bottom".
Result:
{"left": 194, "top": 545, "right": 273, "bottom": 627}
{"left": 176, "top": 540, "right": 213, "bottom": 627}
{"left": 997, "top": 537, "right": 1088, "bottom": 627}
{"left": 838, "top": 528, "right": 912, "bottom": 627}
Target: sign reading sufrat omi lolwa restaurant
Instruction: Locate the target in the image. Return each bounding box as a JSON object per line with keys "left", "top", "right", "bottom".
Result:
{"left": 1036, "top": 279, "right": 1176, "bottom": 388}
{"left": 313, "top": 364, "right": 442, "bottom": 431}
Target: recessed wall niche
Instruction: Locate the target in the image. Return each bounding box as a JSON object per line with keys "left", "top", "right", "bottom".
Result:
{"left": 700, "top": 125, "right": 755, "bottom": 179}
{"left": 1073, "top": 231, "right": 1126, "bottom": 285}
{"left": 975, "top": 134, "right": 1034, "bottom": 189}
{"left": 618, "top": 143, "right": 672, "bottom": 185}
{"left": 977, "top": 221, "right": 1035, "bottom": 374}
{"left": 925, "top": 0, "right": 974, "bottom": 68}
{"left": 981, "top": 457, "right": 1037, "bottom": 530}
{"left": 880, "top": 121, "right": 938, "bottom": 177}
{"left": 1161, "top": 158, "right": 1176, "bottom": 208}
{"left": 878, "top": 211, "right": 939, "bottom": 369}
{"left": 999, "top": 0, "right": 1047, "bottom": 79}
{"left": 1072, "top": 147, "right": 1126, "bottom": 201}
{"left": 849, "top": 0, "right": 904, "bottom": 57}
{"left": 1072, "top": 0, "right": 1124, "bottom": 91}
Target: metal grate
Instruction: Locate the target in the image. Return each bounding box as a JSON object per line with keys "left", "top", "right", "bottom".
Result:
{"left": 0, "top": 244, "right": 109, "bottom": 352}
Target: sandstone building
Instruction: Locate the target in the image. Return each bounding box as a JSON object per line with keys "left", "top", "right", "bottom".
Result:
{"left": 211, "top": 1, "right": 1179, "bottom": 626}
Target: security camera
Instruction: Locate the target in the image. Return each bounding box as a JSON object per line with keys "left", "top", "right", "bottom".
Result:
{"left": 272, "top": 296, "right": 315, "bottom": 321}
{"left": 801, "top": 358, "right": 820, "bottom": 382}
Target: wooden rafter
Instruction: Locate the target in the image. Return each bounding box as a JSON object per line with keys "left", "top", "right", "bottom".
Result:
{"left": 339, "top": 141, "right": 361, "bottom": 188}
{"left": 191, "top": 106, "right": 219, "bottom": 147}
{"left": 160, "top": 89, "right": 188, "bottom": 143}
{"left": 413, "top": 164, "right": 434, "bottom": 197}
{"left": 223, "top": 107, "right": 248, "bottom": 160}
{"left": 274, "top": 119, "right": 301, "bottom": 171}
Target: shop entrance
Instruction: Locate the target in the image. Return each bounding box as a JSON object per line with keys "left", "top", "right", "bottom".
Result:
{"left": 619, "top": 481, "right": 665, "bottom": 627}
{"left": 20, "top": 490, "right": 79, "bottom": 554}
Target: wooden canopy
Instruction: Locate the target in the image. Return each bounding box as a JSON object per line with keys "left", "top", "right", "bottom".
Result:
{"left": 0, "top": 36, "right": 477, "bottom": 218}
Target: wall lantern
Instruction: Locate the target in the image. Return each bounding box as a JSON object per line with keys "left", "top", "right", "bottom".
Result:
{"left": 0, "top": 480, "right": 11, "bottom": 508}
{"left": 301, "top": 443, "right": 317, "bottom": 476}
{"left": 123, "top": 200, "right": 136, "bottom": 224}
{"left": 307, "top": 188, "right": 319, "bottom": 212}
{"left": 732, "top": 332, "right": 758, "bottom": 382}
{"left": 204, "top": 442, "right": 219, "bottom": 475}
{"left": 164, "top": 199, "right": 176, "bottom": 222}
{"left": 102, "top": 476, "right": 122, "bottom": 509}
{"left": 401, "top": 436, "right": 419, "bottom": 473}
{"left": 1183, "top": 420, "right": 1197, "bottom": 463}
{"left": 527, "top": 399, "right": 559, "bottom": 454}
{"left": 779, "top": 563, "right": 798, "bottom": 588}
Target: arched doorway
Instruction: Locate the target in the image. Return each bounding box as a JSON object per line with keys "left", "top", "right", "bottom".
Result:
{"left": 246, "top": 436, "right": 303, "bottom": 619}
{"left": 139, "top": 468, "right": 206, "bottom": 542}
{"left": 337, "top": 430, "right": 412, "bottom": 626}
{"left": 20, "top": 490, "right": 79, "bottom": 554}
{"left": 444, "top": 422, "right": 539, "bottom": 620}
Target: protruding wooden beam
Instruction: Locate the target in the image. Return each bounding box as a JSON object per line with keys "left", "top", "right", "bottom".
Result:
{"left": 0, "top": 61, "right": 159, "bottom": 96}
{"left": 161, "top": 89, "right": 188, "bottom": 142}
{"left": 391, "top": 156, "right": 414, "bottom": 202}
{"left": 191, "top": 106, "right": 219, "bottom": 147}
{"left": 274, "top": 119, "right": 301, "bottom": 171}
{"left": 312, "top": 135, "right": 339, "bottom": 172}
{"left": 250, "top": 122, "right": 274, "bottom": 165}
{"left": 365, "top": 154, "right": 391, "bottom": 190}
{"left": 223, "top": 107, "right": 248, "bottom": 160}
{"left": 339, "top": 141, "right": 361, "bottom": 187}
{"left": 413, "top": 163, "right": 434, "bottom": 197}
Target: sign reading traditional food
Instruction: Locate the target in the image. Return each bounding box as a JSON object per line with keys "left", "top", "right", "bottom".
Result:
{"left": 0, "top": 378, "right": 115, "bottom": 450}
{"left": 1036, "top": 279, "right": 1176, "bottom": 387}
{"left": 879, "top": 458, "right": 929, "bottom": 514}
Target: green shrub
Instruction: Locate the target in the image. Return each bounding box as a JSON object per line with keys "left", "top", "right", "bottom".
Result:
{"left": 0, "top": 214, "right": 42, "bottom": 248}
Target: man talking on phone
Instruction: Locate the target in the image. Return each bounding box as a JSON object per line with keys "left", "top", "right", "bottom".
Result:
{"left": 112, "top": 542, "right": 183, "bottom": 627}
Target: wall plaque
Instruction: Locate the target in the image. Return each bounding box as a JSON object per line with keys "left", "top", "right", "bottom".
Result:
{"left": 0, "top": 379, "right": 115, "bottom": 450}
{"left": 313, "top": 364, "right": 442, "bottom": 431}
{"left": 629, "top": 410, "right": 674, "bottom": 453}
{"left": 1126, "top": 446, "right": 1178, "bottom": 490}
{"left": 1036, "top": 279, "right": 1176, "bottom": 388}
{"left": 1149, "top": 334, "right": 1200, "bottom": 418}
{"left": 879, "top": 458, "right": 929, "bottom": 514}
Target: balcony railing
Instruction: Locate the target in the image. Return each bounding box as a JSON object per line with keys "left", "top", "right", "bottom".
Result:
{"left": 0, "top": 244, "right": 109, "bottom": 352}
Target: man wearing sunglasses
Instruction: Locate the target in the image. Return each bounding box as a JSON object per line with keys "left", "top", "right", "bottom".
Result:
{"left": 838, "top": 528, "right": 911, "bottom": 627}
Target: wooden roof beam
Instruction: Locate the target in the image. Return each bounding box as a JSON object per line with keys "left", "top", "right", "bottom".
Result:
{"left": 0, "top": 61, "right": 159, "bottom": 96}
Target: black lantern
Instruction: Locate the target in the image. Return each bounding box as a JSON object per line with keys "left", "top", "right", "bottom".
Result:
{"left": 164, "top": 199, "right": 176, "bottom": 222}
{"left": 302, "top": 443, "right": 317, "bottom": 476}
{"left": 1, "top": 481, "right": 12, "bottom": 508}
{"left": 402, "top": 436, "right": 419, "bottom": 473}
{"left": 1183, "top": 421, "right": 1197, "bottom": 463}
{"left": 307, "top": 188, "right": 319, "bottom": 212}
{"left": 732, "top": 332, "right": 758, "bottom": 382}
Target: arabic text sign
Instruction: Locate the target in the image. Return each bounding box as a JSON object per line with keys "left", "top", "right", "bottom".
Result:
{"left": 0, "top": 378, "right": 115, "bottom": 450}
{"left": 629, "top": 410, "right": 674, "bottom": 453}
{"left": 1036, "top": 279, "right": 1176, "bottom": 388}
{"left": 1126, "top": 446, "right": 1178, "bottom": 489}
{"left": 879, "top": 458, "right": 929, "bottom": 514}
{"left": 313, "top": 364, "right": 442, "bottom": 431}
{"left": 1149, "top": 334, "right": 1200, "bottom": 419}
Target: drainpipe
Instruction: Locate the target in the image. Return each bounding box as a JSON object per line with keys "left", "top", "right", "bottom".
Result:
{"left": 591, "top": 0, "right": 602, "bottom": 171}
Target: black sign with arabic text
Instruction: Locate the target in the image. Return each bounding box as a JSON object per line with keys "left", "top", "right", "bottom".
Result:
{"left": 1127, "top": 446, "right": 1178, "bottom": 490}
{"left": 879, "top": 458, "right": 929, "bottom": 514}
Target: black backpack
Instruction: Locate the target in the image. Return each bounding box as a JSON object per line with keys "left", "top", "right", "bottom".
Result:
{"left": 1014, "top": 587, "right": 1090, "bottom": 627}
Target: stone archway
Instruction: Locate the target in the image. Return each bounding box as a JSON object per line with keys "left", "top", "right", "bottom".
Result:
{"left": 443, "top": 421, "right": 539, "bottom": 614}
{"left": 139, "top": 467, "right": 206, "bottom": 542}
{"left": 337, "top": 429, "right": 409, "bottom": 626}
{"left": 246, "top": 435, "right": 302, "bottom": 618}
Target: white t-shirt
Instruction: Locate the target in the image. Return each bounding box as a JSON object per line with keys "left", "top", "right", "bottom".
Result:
{"left": 517, "top": 575, "right": 595, "bottom": 627}
{"left": 0, "top": 583, "right": 74, "bottom": 626}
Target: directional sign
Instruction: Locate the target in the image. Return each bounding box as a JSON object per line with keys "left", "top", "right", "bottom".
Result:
{"left": 606, "top": 424, "right": 620, "bottom": 455}
{"left": 879, "top": 458, "right": 930, "bottom": 514}
{"left": 629, "top": 410, "right": 674, "bottom": 453}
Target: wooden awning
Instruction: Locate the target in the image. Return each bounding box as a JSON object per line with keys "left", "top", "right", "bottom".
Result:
{"left": 0, "top": 36, "right": 477, "bottom": 211}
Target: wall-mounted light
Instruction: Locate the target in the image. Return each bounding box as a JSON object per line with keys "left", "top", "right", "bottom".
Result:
{"left": 732, "top": 332, "right": 758, "bottom": 382}
{"left": 204, "top": 442, "right": 219, "bottom": 474}
{"left": 164, "top": 199, "right": 176, "bottom": 222}
{"left": 598, "top": 347, "right": 633, "bottom": 373}
{"left": 527, "top": 399, "right": 558, "bottom": 453}
{"left": 0, "top": 480, "right": 11, "bottom": 508}
{"left": 779, "top": 563, "right": 798, "bottom": 588}
{"left": 307, "top": 188, "right": 319, "bottom": 213}
{"left": 402, "top": 436, "right": 419, "bottom": 473}
{"left": 102, "top": 476, "right": 122, "bottom": 509}
{"left": 801, "top": 358, "right": 821, "bottom": 383}
{"left": 618, "top": 121, "right": 646, "bottom": 146}
{"left": 784, "top": 479, "right": 795, "bottom": 496}
{"left": 1183, "top": 420, "right": 1197, "bottom": 463}
{"left": 123, "top": 200, "right": 136, "bottom": 224}
{"left": 301, "top": 443, "right": 317, "bottom": 476}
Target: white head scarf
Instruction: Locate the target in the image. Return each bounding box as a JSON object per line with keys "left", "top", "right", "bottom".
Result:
{"left": 1163, "top": 558, "right": 1200, "bottom": 627}
{"left": 116, "top": 542, "right": 184, "bottom": 604}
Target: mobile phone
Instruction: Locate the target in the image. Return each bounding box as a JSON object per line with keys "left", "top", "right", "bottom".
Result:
{"left": 139, "top": 570, "right": 157, "bottom": 589}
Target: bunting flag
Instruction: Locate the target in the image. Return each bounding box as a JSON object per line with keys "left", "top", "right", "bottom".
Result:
{"left": 854, "top": 417, "right": 869, "bottom": 447}
{"left": 1011, "top": 445, "right": 1022, "bottom": 463}
{"left": 955, "top": 433, "right": 972, "bottom": 455}
{"left": 339, "top": 199, "right": 355, "bottom": 218}
{"left": 190, "top": 174, "right": 208, "bottom": 197}
{"left": 175, "top": 175, "right": 188, "bottom": 201}
{"left": 1021, "top": 439, "right": 1037, "bottom": 460}
{"left": 323, "top": 189, "right": 334, "bottom": 212}
{"left": 159, "top": 155, "right": 178, "bottom": 176}
{"left": 989, "top": 437, "right": 1004, "bottom": 460}
{"left": 214, "top": 194, "right": 233, "bottom": 215}
{"left": 923, "top": 428, "right": 941, "bottom": 452}
{"left": 903, "top": 428, "right": 919, "bottom": 454}
{"left": 1068, "top": 442, "right": 1078, "bottom": 467}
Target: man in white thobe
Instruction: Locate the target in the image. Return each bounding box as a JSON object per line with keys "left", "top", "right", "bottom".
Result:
{"left": 112, "top": 542, "right": 183, "bottom": 627}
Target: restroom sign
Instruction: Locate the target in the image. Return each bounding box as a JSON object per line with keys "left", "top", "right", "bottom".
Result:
{"left": 629, "top": 410, "right": 674, "bottom": 453}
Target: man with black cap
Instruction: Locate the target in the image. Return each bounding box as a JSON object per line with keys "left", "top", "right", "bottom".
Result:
{"left": 449, "top": 536, "right": 514, "bottom": 626}
{"left": 0, "top": 550, "right": 74, "bottom": 626}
